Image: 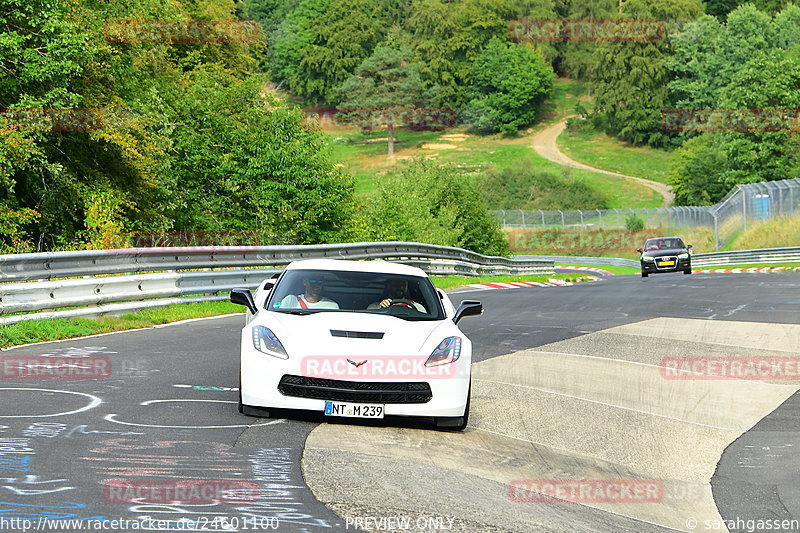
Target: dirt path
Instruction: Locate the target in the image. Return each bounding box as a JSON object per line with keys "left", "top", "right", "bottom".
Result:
{"left": 531, "top": 117, "right": 674, "bottom": 207}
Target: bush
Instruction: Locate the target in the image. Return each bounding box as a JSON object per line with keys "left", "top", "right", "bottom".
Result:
{"left": 481, "top": 161, "right": 608, "bottom": 210}
{"left": 625, "top": 214, "right": 645, "bottom": 231}
{"left": 365, "top": 159, "right": 509, "bottom": 256}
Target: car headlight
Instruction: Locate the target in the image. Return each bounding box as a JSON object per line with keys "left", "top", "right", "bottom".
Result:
{"left": 678, "top": 253, "right": 689, "bottom": 259}
{"left": 425, "top": 337, "right": 462, "bottom": 367}
{"left": 251, "top": 326, "right": 288, "bottom": 359}
{"left": 642, "top": 256, "right": 655, "bottom": 262}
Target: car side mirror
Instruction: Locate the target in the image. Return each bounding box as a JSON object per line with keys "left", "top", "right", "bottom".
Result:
{"left": 230, "top": 288, "right": 257, "bottom": 314}
{"left": 454, "top": 300, "right": 482, "bottom": 324}
{"left": 636, "top": 248, "right": 643, "bottom": 253}
{"left": 687, "top": 244, "right": 693, "bottom": 249}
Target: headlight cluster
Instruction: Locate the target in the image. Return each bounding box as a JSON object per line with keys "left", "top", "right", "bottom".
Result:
{"left": 678, "top": 253, "right": 690, "bottom": 259}
{"left": 642, "top": 256, "right": 655, "bottom": 262}
{"left": 252, "top": 326, "right": 288, "bottom": 359}
{"left": 425, "top": 337, "right": 462, "bottom": 367}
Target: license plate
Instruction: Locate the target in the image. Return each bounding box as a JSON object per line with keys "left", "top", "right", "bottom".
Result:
{"left": 324, "top": 401, "right": 384, "bottom": 418}
{"left": 659, "top": 260, "right": 675, "bottom": 266}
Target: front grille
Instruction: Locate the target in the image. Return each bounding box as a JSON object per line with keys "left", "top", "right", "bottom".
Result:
{"left": 655, "top": 256, "right": 677, "bottom": 270}
{"left": 278, "top": 374, "right": 432, "bottom": 404}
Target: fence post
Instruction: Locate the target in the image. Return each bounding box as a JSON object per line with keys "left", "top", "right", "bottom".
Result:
{"left": 713, "top": 213, "right": 719, "bottom": 251}
{"left": 597, "top": 209, "right": 603, "bottom": 227}
{"left": 559, "top": 210, "right": 565, "bottom": 228}
{"left": 741, "top": 186, "right": 747, "bottom": 232}
{"left": 519, "top": 209, "right": 525, "bottom": 227}
{"left": 540, "top": 210, "right": 545, "bottom": 227}
{"left": 579, "top": 210, "right": 584, "bottom": 226}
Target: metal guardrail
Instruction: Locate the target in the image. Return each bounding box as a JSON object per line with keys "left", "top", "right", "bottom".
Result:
{"left": 514, "top": 255, "right": 640, "bottom": 268}
{"left": 0, "top": 242, "right": 554, "bottom": 325}
{"left": 691, "top": 247, "right": 800, "bottom": 268}
{"left": 517, "top": 247, "right": 800, "bottom": 270}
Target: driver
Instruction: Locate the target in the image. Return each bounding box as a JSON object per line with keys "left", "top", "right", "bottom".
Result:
{"left": 367, "top": 278, "right": 426, "bottom": 312}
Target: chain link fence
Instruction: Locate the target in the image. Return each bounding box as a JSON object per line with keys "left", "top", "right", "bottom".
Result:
{"left": 492, "top": 178, "right": 800, "bottom": 250}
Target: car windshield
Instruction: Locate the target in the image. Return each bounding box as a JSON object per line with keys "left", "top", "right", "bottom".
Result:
{"left": 267, "top": 269, "right": 445, "bottom": 321}
{"left": 644, "top": 238, "right": 685, "bottom": 251}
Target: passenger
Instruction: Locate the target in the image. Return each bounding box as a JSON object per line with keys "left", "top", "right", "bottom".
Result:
{"left": 280, "top": 277, "right": 339, "bottom": 309}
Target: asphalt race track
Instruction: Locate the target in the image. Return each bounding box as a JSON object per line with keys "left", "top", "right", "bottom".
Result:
{"left": 1, "top": 272, "right": 799, "bottom": 533}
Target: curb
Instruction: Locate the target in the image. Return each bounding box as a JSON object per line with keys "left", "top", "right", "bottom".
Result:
{"left": 465, "top": 277, "right": 599, "bottom": 291}
{"left": 697, "top": 266, "right": 800, "bottom": 274}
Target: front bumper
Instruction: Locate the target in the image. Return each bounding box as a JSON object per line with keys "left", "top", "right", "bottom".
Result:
{"left": 240, "top": 343, "right": 471, "bottom": 418}
{"left": 641, "top": 258, "right": 691, "bottom": 273}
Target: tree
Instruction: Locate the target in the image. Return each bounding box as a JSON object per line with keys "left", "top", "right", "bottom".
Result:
{"left": 465, "top": 38, "right": 554, "bottom": 133}
{"left": 295, "top": 0, "right": 383, "bottom": 104}
{"left": 263, "top": 0, "right": 330, "bottom": 92}
{"left": 337, "top": 45, "right": 431, "bottom": 157}
{"left": 367, "top": 159, "right": 510, "bottom": 255}
{"left": 589, "top": 0, "right": 704, "bottom": 146}
{"left": 406, "top": 0, "right": 512, "bottom": 109}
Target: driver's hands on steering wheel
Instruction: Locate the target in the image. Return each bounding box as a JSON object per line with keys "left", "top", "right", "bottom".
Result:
{"left": 379, "top": 298, "right": 415, "bottom": 308}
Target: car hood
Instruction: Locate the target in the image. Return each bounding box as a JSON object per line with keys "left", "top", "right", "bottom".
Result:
{"left": 641, "top": 248, "right": 688, "bottom": 258}
{"left": 257, "top": 311, "right": 458, "bottom": 356}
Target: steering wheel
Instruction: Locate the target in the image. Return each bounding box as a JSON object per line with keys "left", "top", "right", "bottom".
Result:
{"left": 388, "top": 299, "right": 416, "bottom": 309}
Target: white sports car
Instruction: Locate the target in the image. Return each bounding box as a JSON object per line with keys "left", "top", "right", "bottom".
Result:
{"left": 229, "top": 259, "right": 482, "bottom": 430}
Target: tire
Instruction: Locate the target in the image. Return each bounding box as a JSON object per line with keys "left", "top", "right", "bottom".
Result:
{"left": 684, "top": 268, "right": 692, "bottom": 275}
{"left": 237, "top": 373, "right": 244, "bottom": 414}
{"left": 435, "top": 382, "right": 470, "bottom": 431}
{"left": 641, "top": 272, "right": 649, "bottom": 278}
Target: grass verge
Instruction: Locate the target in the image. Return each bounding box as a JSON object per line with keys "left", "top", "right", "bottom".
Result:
{"left": 0, "top": 301, "right": 242, "bottom": 349}
{"left": 556, "top": 264, "right": 640, "bottom": 275}
{"left": 431, "top": 273, "right": 594, "bottom": 290}
{"left": 558, "top": 127, "right": 675, "bottom": 185}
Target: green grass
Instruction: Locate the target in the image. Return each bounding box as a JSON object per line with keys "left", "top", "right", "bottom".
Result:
{"left": 320, "top": 76, "right": 663, "bottom": 209}
{"left": 556, "top": 263, "right": 640, "bottom": 275}
{"left": 325, "top": 129, "right": 444, "bottom": 195}
{"left": 430, "top": 273, "right": 595, "bottom": 290}
{"left": 558, "top": 127, "right": 675, "bottom": 185}
{"left": 537, "top": 78, "right": 592, "bottom": 124}
{"left": 0, "top": 301, "right": 242, "bottom": 349}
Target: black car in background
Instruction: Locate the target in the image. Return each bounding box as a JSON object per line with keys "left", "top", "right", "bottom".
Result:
{"left": 637, "top": 237, "right": 692, "bottom": 278}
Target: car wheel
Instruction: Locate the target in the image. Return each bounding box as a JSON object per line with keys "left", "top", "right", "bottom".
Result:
{"left": 238, "top": 373, "right": 244, "bottom": 414}
{"left": 684, "top": 268, "right": 692, "bottom": 275}
{"left": 435, "top": 382, "right": 470, "bottom": 431}
{"left": 641, "top": 272, "right": 649, "bottom": 278}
